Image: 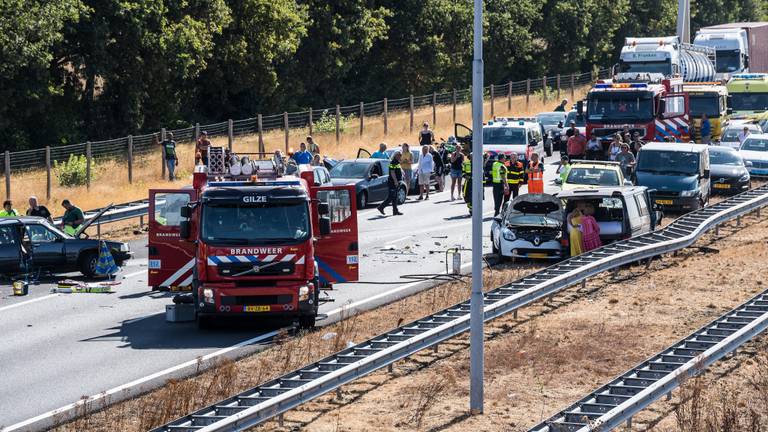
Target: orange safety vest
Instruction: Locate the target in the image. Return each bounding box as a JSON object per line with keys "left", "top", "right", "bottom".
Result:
{"left": 527, "top": 162, "right": 544, "bottom": 194}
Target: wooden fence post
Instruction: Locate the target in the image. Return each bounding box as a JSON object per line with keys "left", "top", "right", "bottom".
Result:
{"left": 508, "top": 81, "right": 512, "bottom": 111}
{"left": 228, "top": 119, "right": 234, "bottom": 151}
{"left": 86, "top": 141, "right": 92, "bottom": 190}
{"left": 526, "top": 79, "right": 531, "bottom": 107}
{"left": 383, "top": 98, "right": 388, "bottom": 135}
{"left": 409, "top": 95, "right": 414, "bottom": 132}
{"left": 335, "top": 105, "right": 341, "bottom": 144}
{"left": 452, "top": 89, "right": 457, "bottom": 124}
{"left": 570, "top": 73, "right": 576, "bottom": 100}
{"left": 45, "top": 146, "right": 51, "bottom": 200}
{"left": 490, "top": 84, "right": 495, "bottom": 117}
{"left": 556, "top": 74, "right": 561, "bottom": 100}
{"left": 127, "top": 135, "right": 133, "bottom": 184}
{"left": 283, "top": 112, "right": 289, "bottom": 152}
{"left": 432, "top": 92, "right": 437, "bottom": 126}
{"left": 359, "top": 102, "right": 364, "bottom": 136}
{"left": 194, "top": 123, "right": 200, "bottom": 141}
{"left": 257, "top": 114, "right": 264, "bottom": 153}
{"left": 4, "top": 151, "right": 9, "bottom": 200}
{"left": 161, "top": 128, "right": 166, "bottom": 178}
{"left": 542, "top": 76, "right": 548, "bottom": 102}
{"left": 308, "top": 108, "right": 313, "bottom": 137}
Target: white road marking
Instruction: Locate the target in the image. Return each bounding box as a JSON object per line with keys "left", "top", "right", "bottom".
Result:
{"left": 382, "top": 235, "right": 412, "bottom": 248}
{"left": 122, "top": 269, "right": 146, "bottom": 279}
{"left": 0, "top": 294, "right": 59, "bottom": 313}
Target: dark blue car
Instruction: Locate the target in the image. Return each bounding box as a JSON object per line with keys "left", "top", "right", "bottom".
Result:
{"left": 329, "top": 158, "right": 407, "bottom": 208}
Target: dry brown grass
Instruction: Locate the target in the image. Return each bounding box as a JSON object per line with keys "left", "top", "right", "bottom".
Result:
{"left": 6, "top": 88, "right": 589, "bottom": 216}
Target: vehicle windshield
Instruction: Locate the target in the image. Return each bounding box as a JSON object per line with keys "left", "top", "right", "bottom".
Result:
{"left": 619, "top": 60, "right": 672, "bottom": 76}
{"left": 330, "top": 161, "right": 370, "bottom": 178}
{"left": 201, "top": 203, "right": 310, "bottom": 245}
{"left": 566, "top": 167, "right": 621, "bottom": 186}
{"left": 506, "top": 214, "right": 561, "bottom": 227}
{"left": 721, "top": 128, "right": 743, "bottom": 142}
{"left": 730, "top": 93, "right": 768, "bottom": 112}
{"left": 715, "top": 50, "right": 741, "bottom": 73}
{"left": 536, "top": 113, "right": 565, "bottom": 125}
{"left": 689, "top": 95, "right": 721, "bottom": 117}
{"left": 483, "top": 127, "right": 527, "bottom": 145}
{"left": 709, "top": 149, "right": 743, "bottom": 165}
{"left": 565, "top": 111, "right": 586, "bottom": 127}
{"left": 588, "top": 92, "right": 654, "bottom": 122}
{"left": 741, "top": 138, "right": 768, "bottom": 152}
{"left": 637, "top": 150, "right": 700, "bottom": 175}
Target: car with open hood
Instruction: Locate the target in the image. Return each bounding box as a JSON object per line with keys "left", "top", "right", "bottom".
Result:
{"left": 0, "top": 206, "right": 132, "bottom": 277}
{"left": 490, "top": 194, "right": 564, "bottom": 261}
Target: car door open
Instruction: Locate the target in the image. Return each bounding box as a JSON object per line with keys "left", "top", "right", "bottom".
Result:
{"left": 312, "top": 185, "right": 359, "bottom": 285}
{"left": 148, "top": 189, "right": 196, "bottom": 290}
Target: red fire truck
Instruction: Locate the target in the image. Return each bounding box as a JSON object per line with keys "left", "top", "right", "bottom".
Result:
{"left": 148, "top": 151, "right": 359, "bottom": 328}
{"left": 586, "top": 73, "right": 691, "bottom": 144}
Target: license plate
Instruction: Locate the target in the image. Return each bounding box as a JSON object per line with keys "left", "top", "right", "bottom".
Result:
{"left": 244, "top": 305, "right": 271, "bottom": 312}
{"left": 713, "top": 183, "right": 730, "bottom": 189}
{"left": 527, "top": 252, "right": 549, "bottom": 259}
{"left": 655, "top": 199, "right": 674, "bottom": 205}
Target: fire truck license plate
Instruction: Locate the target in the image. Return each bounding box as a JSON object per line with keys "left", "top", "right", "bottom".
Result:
{"left": 244, "top": 305, "right": 271, "bottom": 312}
{"left": 655, "top": 199, "right": 674, "bottom": 205}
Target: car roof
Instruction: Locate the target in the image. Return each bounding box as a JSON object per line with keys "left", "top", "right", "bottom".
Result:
{"left": 557, "top": 186, "right": 647, "bottom": 198}
{"left": 708, "top": 145, "right": 738, "bottom": 154}
{"left": 0, "top": 216, "right": 49, "bottom": 226}
{"left": 570, "top": 160, "right": 622, "bottom": 169}
{"left": 640, "top": 142, "right": 708, "bottom": 153}
{"left": 339, "top": 158, "right": 381, "bottom": 164}
{"left": 743, "top": 133, "right": 768, "bottom": 140}
{"left": 536, "top": 112, "right": 565, "bottom": 116}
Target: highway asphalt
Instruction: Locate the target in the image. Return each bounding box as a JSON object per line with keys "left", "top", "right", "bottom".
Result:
{"left": 0, "top": 167, "right": 561, "bottom": 427}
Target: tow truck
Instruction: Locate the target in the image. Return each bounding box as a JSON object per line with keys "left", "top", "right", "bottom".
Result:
{"left": 148, "top": 149, "right": 359, "bottom": 328}
{"left": 586, "top": 72, "right": 690, "bottom": 144}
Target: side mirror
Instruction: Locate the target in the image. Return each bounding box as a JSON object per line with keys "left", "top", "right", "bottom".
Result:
{"left": 319, "top": 216, "right": 331, "bottom": 235}
{"left": 179, "top": 221, "right": 191, "bottom": 239}
{"left": 370, "top": 173, "right": 379, "bottom": 179}
{"left": 745, "top": 160, "right": 754, "bottom": 167}
{"left": 180, "top": 205, "right": 192, "bottom": 219}
{"left": 555, "top": 178, "right": 563, "bottom": 185}
{"left": 318, "top": 202, "right": 330, "bottom": 216}
{"left": 528, "top": 140, "right": 537, "bottom": 147}
{"left": 702, "top": 169, "right": 710, "bottom": 178}
{"left": 558, "top": 121, "right": 564, "bottom": 128}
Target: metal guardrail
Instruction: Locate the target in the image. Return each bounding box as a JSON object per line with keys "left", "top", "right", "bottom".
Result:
{"left": 150, "top": 185, "right": 768, "bottom": 432}
{"left": 530, "top": 288, "right": 768, "bottom": 432}
{"left": 52, "top": 198, "right": 154, "bottom": 228}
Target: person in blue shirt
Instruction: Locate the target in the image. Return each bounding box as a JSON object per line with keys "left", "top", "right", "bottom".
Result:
{"left": 371, "top": 143, "right": 388, "bottom": 159}
{"left": 700, "top": 113, "right": 712, "bottom": 144}
{"left": 292, "top": 142, "right": 313, "bottom": 164}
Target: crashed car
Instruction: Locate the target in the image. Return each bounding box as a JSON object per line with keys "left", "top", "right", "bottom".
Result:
{"left": 490, "top": 193, "right": 564, "bottom": 261}
{"left": 0, "top": 207, "right": 131, "bottom": 277}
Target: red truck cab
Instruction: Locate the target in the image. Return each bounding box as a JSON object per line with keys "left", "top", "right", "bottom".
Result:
{"left": 148, "top": 153, "right": 358, "bottom": 328}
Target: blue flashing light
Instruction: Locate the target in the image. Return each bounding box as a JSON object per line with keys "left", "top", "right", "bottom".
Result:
{"left": 732, "top": 73, "right": 768, "bottom": 80}
{"left": 595, "top": 84, "right": 610, "bottom": 89}
{"left": 629, "top": 83, "right": 648, "bottom": 88}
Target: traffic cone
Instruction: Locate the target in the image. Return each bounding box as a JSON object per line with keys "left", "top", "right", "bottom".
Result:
{"left": 94, "top": 240, "right": 119, "bottom": 278}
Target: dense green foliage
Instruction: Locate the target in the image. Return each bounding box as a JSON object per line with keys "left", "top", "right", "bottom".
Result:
{"left": 54, "top": 154, "right": 90, "bottom": 186}
{"left": 1, "top": 0, "right": 765, "bottom": 151}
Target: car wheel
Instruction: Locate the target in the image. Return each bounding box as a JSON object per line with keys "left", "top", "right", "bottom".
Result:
{"left": 357, "top": 191, "right": 368, "bottom": 209}
{"left": 78, "top": 251, "right": 98, "bottom": 277}
{"left": 545, "top": 143, "right": 553, "bottom": 157}
{"left": 491, "top": 230, "right": 499, "bottom": 254}
{"left": 397, "top": 186, "right": 407, "bottom": 205}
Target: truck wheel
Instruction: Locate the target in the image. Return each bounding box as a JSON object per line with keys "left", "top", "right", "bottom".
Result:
{"left": 357, "top": 191, "right": 368, "bottom": 209}
{"left": 79, "top": 251, "right": 98, "bottom": 277}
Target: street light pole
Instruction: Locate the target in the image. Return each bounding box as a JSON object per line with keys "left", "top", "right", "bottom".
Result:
{"left": 469, "top": 0, "right": 484, "bottom": 415}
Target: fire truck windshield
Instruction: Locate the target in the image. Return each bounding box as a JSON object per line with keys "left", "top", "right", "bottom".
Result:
{"left": 201, "top": 202, "right": 310, "bottom": 245}
{"left": 587, "top": 92, "right": 654, "bottom": 122}
{"left": 689, "top": 95, "right": 721, "bottom": 117}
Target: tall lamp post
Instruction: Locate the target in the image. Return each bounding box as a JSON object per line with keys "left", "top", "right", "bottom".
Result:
{"left": 469, "top": 0, "right": 484, "bottom": 415}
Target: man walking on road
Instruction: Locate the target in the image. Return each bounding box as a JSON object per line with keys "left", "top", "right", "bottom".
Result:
{"left": 490, "top": 155, "right": 509, "bottom": 216}
{"left": 567, "top": 129, "right": 587, "bottom": 161}
{"left": 700, "top": 114, "right": 712, "bottom": 144}
{"left": 504, "top": 153, "right": 524, "bottom": 203}
{"left": 417, "top": 145, "right": 434, "bottom": 200}
{"left": 162, "top": 132, "right": 178, "bottom": 181}
{"left": 26, "top": 196, "right": 52, "bottom": 222}
{"left": 377, "top": 151, "right": 404, "bottom": 216}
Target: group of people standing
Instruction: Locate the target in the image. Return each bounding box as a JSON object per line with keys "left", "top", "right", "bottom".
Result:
{"left": 1, "top": 197, "right": 84, "bottom": 235}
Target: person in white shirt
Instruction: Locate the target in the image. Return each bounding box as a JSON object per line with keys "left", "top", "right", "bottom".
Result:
{"left": 418, "top": 145, "right": 434, "bottom": 200}
{"left": 738, "top": 126, "right": 751, "bottom": 144}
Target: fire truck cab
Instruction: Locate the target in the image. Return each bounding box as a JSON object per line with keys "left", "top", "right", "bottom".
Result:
{"left": 148, "top": 149, "right": 359, "bottom": 328}
{"left": 586, "top": 72, "right": 690, "bottom": 144}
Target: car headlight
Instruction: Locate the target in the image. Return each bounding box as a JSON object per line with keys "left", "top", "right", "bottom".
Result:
{"left": 502, "top": 228, "right": 516, "bottom": 241}
{"left": 203, "top": 288, "right": 214, "bottom": 303}
{"left": 739, "top": 173, "right": 750, "bottom": 182}
{"left": 298, "top": 285, "right": 311, "bottom": 301}
{"left": 119, "top": 243, "right": 130, "bottom": 252}
{"left": 555, "top": 231, "right": 563, "bottom": 239}
{"left": 680, "top": 189, "right": 699, "bottom": 197}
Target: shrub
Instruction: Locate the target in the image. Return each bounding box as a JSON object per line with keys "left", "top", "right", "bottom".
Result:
{"left": 312, "top": 110, "right": 355, "bottom": 134}
{"left": 54, "top": 154, "right": 91, "bottom": 187}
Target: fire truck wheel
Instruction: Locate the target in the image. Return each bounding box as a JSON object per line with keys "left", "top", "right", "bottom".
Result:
{"left": 78, "top": 251, "right": 98, "bottom": 277}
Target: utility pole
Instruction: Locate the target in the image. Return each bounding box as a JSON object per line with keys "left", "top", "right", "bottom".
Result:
{"left": 470, "top": 0, "right": 484, "bottom": 416}
{"left": 677, "top": 0, "right": 690, "bottom": 44}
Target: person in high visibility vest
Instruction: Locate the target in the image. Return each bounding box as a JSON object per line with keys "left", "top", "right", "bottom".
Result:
{"left": 558, "top": 155, "right": 572, "bottom": 186}
{"left": 490, "top": 154, "right": 509, "bottom": 216}
{"left": 61, "top": 199, "right": 85, "bottom": 235}
{"left": 526, "top": 152, "right": 545, "bottom": 194}
{"left": 461, "top": 153, "right": 485, "bottom": 215}
{"left": 0, "top": 200, "right": 19, "bottom": 217}
{"left": 503, "top": 153, "right": 525, "bottom": 204}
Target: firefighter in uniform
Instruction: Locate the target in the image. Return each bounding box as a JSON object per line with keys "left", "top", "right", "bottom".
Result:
{"left": 490, "top": 154, "right": 509, "bottom": 216}
{"left": 526, "top": 152, "right": 545, "bottom": 194}
{"left": 504, "top": 153, "right": 525, "bottom": 204}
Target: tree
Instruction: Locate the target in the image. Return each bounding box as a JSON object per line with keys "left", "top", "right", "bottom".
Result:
{"left": 484, "top": 0, "right": 546, "bottom": 84}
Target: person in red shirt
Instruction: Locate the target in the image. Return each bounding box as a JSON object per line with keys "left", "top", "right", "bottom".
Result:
{"left": 566, "top": 130, "right": 587, "bottom": 161}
